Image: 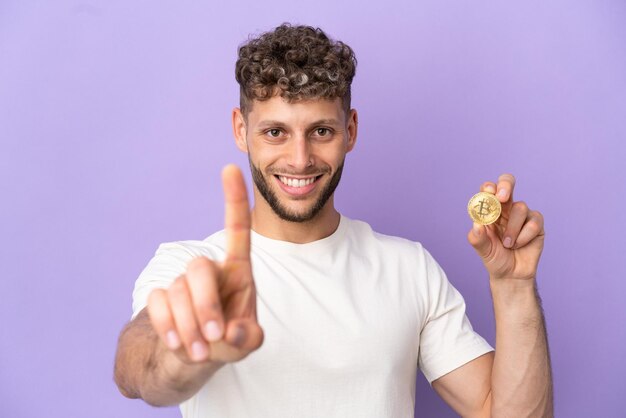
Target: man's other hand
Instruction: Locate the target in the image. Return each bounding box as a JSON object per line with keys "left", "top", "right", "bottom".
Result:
{"left": 146, "top": 164, "right": 264, "bottom": 364}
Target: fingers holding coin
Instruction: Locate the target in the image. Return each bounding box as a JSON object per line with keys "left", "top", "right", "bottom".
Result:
{"left": 470, "top": 174, "right": 517, "bottom": 225}
{"left": 469, "top": 174, "right": 544, "bottom": 250}
{"left": 468, "top": 192, "right": 501, "bottom": 225}
{"left": 501, "top": 200, "right": 530, "bottom": 248}
{"left": 511, "top": 209, "right": 544, "bottom": 249}
{"left": 480, "top": 181, "right": 497, "bottom": 195}
{"left": 495, "top": 173, "right": 516, "bottom": 203}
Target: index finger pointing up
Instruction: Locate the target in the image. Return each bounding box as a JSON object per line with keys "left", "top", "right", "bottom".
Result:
{"left": 222, "top": 164, "right": 251, "bottom": 261}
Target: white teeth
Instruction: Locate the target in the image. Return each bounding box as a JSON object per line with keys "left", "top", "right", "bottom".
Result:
{"left": 278, "top": 176, "right": 316, "bottom": 188}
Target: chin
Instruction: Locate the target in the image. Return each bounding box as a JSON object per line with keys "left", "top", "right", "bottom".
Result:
{"left": 250, "top": 158, "right": 344, "bottom": 223}
{"left": 270, "top": 196, "right": 327, "bottom": 223}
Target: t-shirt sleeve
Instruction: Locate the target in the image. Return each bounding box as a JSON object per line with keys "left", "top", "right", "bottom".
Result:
{"left": 131, "top": 242, "right": 210, "bottom": 320}
{"left": 417, "top": 247, "right": 494, "bottom": 385}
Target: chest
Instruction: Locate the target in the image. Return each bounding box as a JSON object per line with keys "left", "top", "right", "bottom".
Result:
{"left": 246, "top": 251, "right": 421, "bottom": 380}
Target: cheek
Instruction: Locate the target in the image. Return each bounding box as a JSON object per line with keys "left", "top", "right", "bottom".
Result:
{"left": 314, "top": 143, "right": 346, "bottom": 165}
{"left": 248, "top": 143, "right": 279, "bottom": 164}
{"left": 248, "top": 140, "right": 276, "bottom": 160}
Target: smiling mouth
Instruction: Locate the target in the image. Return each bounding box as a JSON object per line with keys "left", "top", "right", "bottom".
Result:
{"left": 274, "top": 174, "right": 323, "bottom": 188}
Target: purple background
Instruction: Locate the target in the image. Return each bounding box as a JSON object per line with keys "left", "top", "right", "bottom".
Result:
{"left": 1, "top": 1, "right": 625, "bottom": 417}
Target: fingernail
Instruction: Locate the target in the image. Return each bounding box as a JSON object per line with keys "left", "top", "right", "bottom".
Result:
{"left": 166, "top": 330, "right": 181, "bottom": 350}
{"left": 486, "top": 185, "right": 496, "bottom": 194}
{"left": 472, "top": 223, "right": 482, "bottom": 236}
{"left": 191, "top": 341, "right": 208, "bottom": 361}
{"left": 232, "top": 326, "right": 246, "bottom": 348}
{"left": 503, "top": 237, "right": 512, "bottom": 248}
{"left": 205, "top": 320, "right": 222, "bottom": 342}
{"left": 498, "top": 189, "right": 507, "bottom": 199}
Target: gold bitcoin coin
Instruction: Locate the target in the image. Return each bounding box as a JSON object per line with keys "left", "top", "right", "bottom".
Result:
{"left": 467, "top": 192, "right": 502, "bottom": 225}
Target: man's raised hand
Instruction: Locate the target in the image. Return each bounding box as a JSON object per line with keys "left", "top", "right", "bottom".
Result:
{"left": 467, "top": 173, "right": 545, "bottom": 282}
{"left": 147, "top": 164, "right": 264, "bottom": 363}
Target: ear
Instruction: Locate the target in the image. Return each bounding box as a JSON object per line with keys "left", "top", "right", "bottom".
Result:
{"left": 346, "top": 108, "right": 358, "bottom": 153}
{"left": 232, "top": 108, "right": 248, "bottom": 153}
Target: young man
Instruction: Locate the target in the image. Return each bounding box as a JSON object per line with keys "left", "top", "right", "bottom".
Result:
{"left": 114, "top": 24, "right": 553, "bottom": 417}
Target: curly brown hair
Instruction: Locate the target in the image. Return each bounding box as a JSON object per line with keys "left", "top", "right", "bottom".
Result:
{"left": 235, "top": 23, "right": 357, "bottom": 119}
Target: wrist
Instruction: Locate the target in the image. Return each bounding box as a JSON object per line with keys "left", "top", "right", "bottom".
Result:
{"left": 162, "top": 344, "right": 223, "bottom": 379}
{"left": 153, "top": 342, "right": 216, "bottom": 387}
{"left": 489, "top": 277, "right": 540, "bottom": 314}
{"left": 489, "top": 275, "right": 536, "bottom": 291}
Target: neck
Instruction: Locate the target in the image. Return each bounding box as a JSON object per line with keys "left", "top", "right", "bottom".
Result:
{"left": 250, "top": 196, "right": 341, "bottom": 244}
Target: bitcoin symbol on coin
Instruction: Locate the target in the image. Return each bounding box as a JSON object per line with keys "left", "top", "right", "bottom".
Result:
{"left": 467, "top": 192, "right": 502, "bottom": 225}
{"left": 476, "top": 199, "right": 493, "bottom": 218}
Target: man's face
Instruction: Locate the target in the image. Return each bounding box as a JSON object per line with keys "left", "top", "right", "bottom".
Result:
{"left": 233, "top": 96, "right": 357, "bottom": 223}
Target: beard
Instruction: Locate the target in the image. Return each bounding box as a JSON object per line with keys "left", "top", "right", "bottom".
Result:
{"left": 249, "top": 158, "right": 345, "bottom": 223}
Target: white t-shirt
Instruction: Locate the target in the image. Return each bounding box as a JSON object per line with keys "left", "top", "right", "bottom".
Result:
{"left": 132, "top": 215, "right": 494, "bottom": 418}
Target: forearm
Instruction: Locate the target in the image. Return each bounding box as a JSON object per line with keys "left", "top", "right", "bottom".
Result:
{"left": 489, "top": 278, "right": 553, "bottom": 417}
{"left": 113, "top": 309, "right": 223, "bottom": 406}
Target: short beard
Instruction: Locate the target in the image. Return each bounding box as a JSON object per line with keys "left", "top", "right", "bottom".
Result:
{"left": 249, "top": 159, "right": 345, "bottom": 223}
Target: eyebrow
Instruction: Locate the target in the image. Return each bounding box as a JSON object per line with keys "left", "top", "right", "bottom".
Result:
{"left": 256, "top": 119, "right": 341, "bottom": 129}
{"left": 256, "top": 120, "right": 287, "bottom": 129}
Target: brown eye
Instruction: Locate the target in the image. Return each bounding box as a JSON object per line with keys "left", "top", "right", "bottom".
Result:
{"left": 316, "top": 128, "right": 330, "bottom": 136}
{"left": 268, "top": 129, "right": 281, "bottom": 137}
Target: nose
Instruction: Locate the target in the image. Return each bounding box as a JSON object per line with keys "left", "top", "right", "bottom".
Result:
{"left": 287, "top": 135, "right": 313, "bottom": 171}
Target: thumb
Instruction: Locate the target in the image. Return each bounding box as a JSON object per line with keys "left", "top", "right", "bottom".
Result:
{"left": 467, "top": 222, "right": 492, "bottom": 259}
{"left": 225, "top": 318, "right": 264, "bottom": 352}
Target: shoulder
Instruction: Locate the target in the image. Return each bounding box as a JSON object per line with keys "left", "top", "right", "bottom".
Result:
{"left": 343, "top": 216, "right": 427, "bottom": 256}
{"left": 150, "top": 230, "right": 228, "bottom": 262}
{"left": 131, "top": 230, "right": 228, "bottom": 319}
{"left": 342, "top": 216, "right": 448, "bottom": 288}
{"left": 136, "top": 230, "right": 229, "bottom": 284}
